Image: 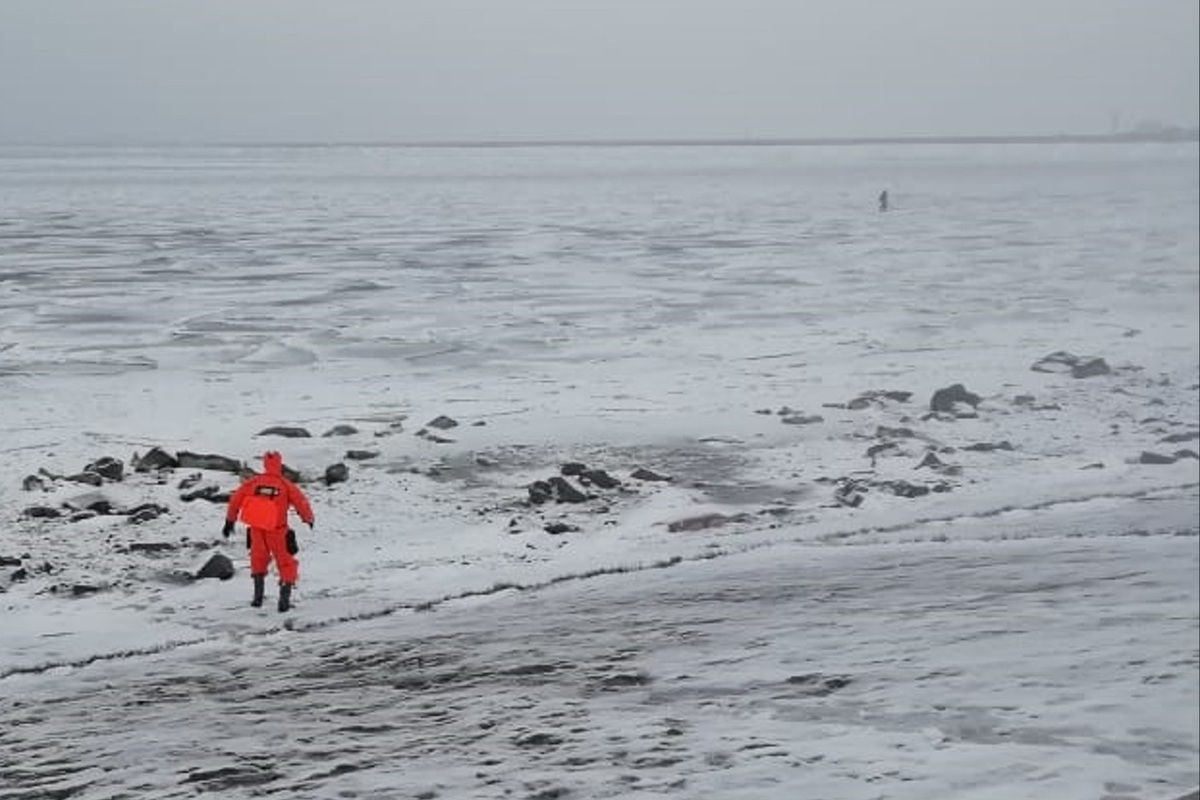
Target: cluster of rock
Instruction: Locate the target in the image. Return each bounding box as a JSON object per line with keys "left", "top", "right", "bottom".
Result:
{"left": 509, "top": 463, "right": 671, "bottom": 534}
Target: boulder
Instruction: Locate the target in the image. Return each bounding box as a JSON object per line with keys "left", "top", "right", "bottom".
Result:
{"left": 257, "top": 426, "right": 312, "bottom": 438}
{"left": 930, "top": 384, "right": 981, "bottom": 414}
{"left": 84, "top": 456, "right": 124, "bottom": 482}
{"left": 196, "top": 553, "right": 235, "bottom": 581}
{"left": 579, "top": 469, "right": 620, "bottom": 489}
{"left": 322, "top": 424, "right": 359, "bottom": 437}
{"left": 324, "top": 463, "right": 350, "bottom": 485}
{"left": 133, "top": 447, "right": 180, "bottom": 472}
{"left": 176, "top": 452, "right": 243, "bottom": 473}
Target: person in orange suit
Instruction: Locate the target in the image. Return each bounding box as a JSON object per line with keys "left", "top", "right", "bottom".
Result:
{"left": 223, "top": 451, "right": 314, "bottom": 612}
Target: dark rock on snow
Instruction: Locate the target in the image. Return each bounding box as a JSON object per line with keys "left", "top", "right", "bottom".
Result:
{"left": 322, "top": 424, "right": 359, "bottom": 437}
{"left": 196, "top": 553, "right": 235, "bottom": 581}
{"left": 344, "top": 449, "right": 380, "bottom": 461}
{"left": 257, "top": 426, "right": 312, "bottom": 438}
{"left": 527, "top": 480, "right": 554, "bottom": 505}
{"left": 579, "top": 469, "right": 620, "bottom": 489}
{"left": 65, "top": 472, "right": 104, "bottom": 487}
{"left": 127, "top": 503, "right": 169, "bottom": 523}
{"left": 426, "top": 415, "right": 459, "bottom": 430}
{"left": 180, "top": 483, "right": 224, "bottom": 503}
{"left": 84, "top": 456, "right": 124, "bottom": 482}
{"left": 548, "top": 476, "right": 589, "bottom": 503}
{"left": 133, "top": 446, "right": 180, "bottom": 472}
{"left": 963, "top": 441, "right": 1014, "bottom": 452}
{"left": 781, "top": 413, "right": 824, "bottom": 425}
{"left": 176, "top": 451, "right": 243, "bottom": 474}
{"left": 630, "top": 467, "right": 671, "bottom": 482}
{"left": 22, "top": 506, "right": 62, "bottom": 519}
{"left": 21, "top": 475, "right": 46, "bottom": 491}
{"left": 1030, "top": 350, "right": 1112, "bottom": 379}
{"left": 1139, "top": 451, "right": 1178, "bottom": 465}
{"left": 324, "top": 463, "right": 350, "bottom": 485}
{"left": 930, "top": 384, "right": 982, "bottom": 414}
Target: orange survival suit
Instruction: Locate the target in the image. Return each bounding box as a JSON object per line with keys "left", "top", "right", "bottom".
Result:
{"left": 223, "top": 451, "right": 314, "bottom": 611}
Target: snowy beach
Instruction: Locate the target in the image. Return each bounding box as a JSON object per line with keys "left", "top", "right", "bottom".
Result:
{"left": 0, "top": 142, "right": 1197, "bottom": 799}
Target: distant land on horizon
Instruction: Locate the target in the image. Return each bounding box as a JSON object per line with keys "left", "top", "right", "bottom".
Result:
{"left": 4, "top": 128, "right": 1198, "bottom": 149}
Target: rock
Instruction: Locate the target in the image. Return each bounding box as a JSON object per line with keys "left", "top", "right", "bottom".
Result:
{"left": 344, "top": 449, "right": 380, "bottom": 461}
{"left": 781, "top": 413, "right": 824, "bottom": 425}
{"left": 878, "top": 480, "right": 932, "bottom": 498}
{"left": 1031, "top": 350, "right": 1080, "bottom": 373}
{"left": 127, "top": 503, "right": 168, "bottom": 523}
{"left": 71, "top": 584, "right": 102, "bottom": 597}
{"left": 834, "top": 390, "right": 913, "bottom": 410}
{"left": 0, "top": 556, "right": 20, "bottom": 567}
{"left": 257, "top": 426, "right": 312, "bottom": 438}
{"left": 84, "top": 456, "right": 124, "bottom": 482}
{"left": 22, "top": 506, "right": 62, "bottom": 519}
{"left": 324, "top": 463, "right": 350, "bottom": 485}
{"left": 559, "top": 462, "right": 589, "bottom": 476}
{"left": 426, "top": 415, "right": 459, "bottom": 430}
{"left": 527, "top": 480, "right": 554, "bottom": 505}
{"left": 1160, "top": 431, "right": 1200, "bottom": 444}
{"left": 579, "top": 469, "right": 620, "bottom": 489}
{"left": 176, "top": 452, "right": 243, "bottom": 473}
{"left": 180, "top": 484, "right": 224, "bottom": 503}
{"left": 963, "top": 441, "right": 1014, "bottom": 452}
{"left": 196, "top": 553, "right": 235, "bottom": 581}
{"left": 21, "top": 475, "right": 45, "bottom": 491}
{"left": 1071, "top": 357, "right": 1111, "bottom": 379}
{"left": 1174, "top": 449, "right": 1199, "bottom": 460}
{"left": 133, "top": 446, "right": 179, "bottom": 472}
{"left": 630, "top": 467, "right": 671, "bottom": 482}
{"left": 866, "top": 442, "right": 900, "bottom": 460}
{"left": 65, "top": 472, "right": 104, "bottom": 487}
{"left": 1031, "top": 350, "right": 1112, "bottom": 378}
{"left": 85, "top": 499, "right": 117, "bottom": 515}
{"left": 322, "top": 424, "right": 359, "bottom": 437}
{"left": 543, "top": 522, "right": 578, "bottom": 535}
{"left": 1138, "top": 451, "right": 1178, "bottom": 465}
{"left": 416, "top": 429, "right": 455, "bottom": 444}
{"left": 10, "top": 568, "right": 28, "bottom": 582}
{"left": 835, "top": 482, "right": 865, "bottom": 507}
{"left": 930, "top": 384, "right": 981, "bottom": 414}
{"left": 915, "top": 451, "right": 945, "bottom": 469}
{"left": 548, "top": 476, "right": 589, "bottom": 503}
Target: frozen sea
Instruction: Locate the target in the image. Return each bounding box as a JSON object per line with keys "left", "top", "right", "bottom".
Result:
{"left": 0, "top": 142, "right": 1197, "bottom": 799}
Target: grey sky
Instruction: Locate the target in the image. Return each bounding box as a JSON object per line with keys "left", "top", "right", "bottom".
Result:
{"left": 0, "top": 0, "right": 1196, "bottom": 144}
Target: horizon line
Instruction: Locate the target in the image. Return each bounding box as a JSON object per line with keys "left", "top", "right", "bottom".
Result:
{"left": 1, "top": 129, "right": 1197, "bottom": 149}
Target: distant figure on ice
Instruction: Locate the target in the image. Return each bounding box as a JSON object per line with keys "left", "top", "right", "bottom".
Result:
{"left": 878, "top": 189, "right": 889, "bottom": 212}
{"left": 223, "top": 450, "right": 315, "bottom": 612}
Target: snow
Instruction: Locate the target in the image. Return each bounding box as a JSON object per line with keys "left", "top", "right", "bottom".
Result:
{"left": 0, "top": 142, "right": 1197, "bottom": 799}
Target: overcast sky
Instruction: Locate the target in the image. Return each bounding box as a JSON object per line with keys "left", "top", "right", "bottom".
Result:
{"left": 0, "top": 0, "right": 1196, "bottom": 144}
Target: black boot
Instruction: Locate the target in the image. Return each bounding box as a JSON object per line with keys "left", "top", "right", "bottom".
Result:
{"left": 250, "top": 574, "right": 265, "bottom": 608}
{"left": 278, "top": 582, "right": 293, "bottom": 613}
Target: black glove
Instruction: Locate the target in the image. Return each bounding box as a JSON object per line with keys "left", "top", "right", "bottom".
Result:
{"left": 285, "top": 528, "right": 299, "bottom": 555}
{"left": 306, "top": 520, "right": 314, "bottom": 531}
{"left": 222, "top": 519, "right": 234, "bottom": 539}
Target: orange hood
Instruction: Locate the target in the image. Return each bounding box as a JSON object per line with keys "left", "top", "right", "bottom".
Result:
{"left": 262, "top": 451, "right": 283, "bottom": 475}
